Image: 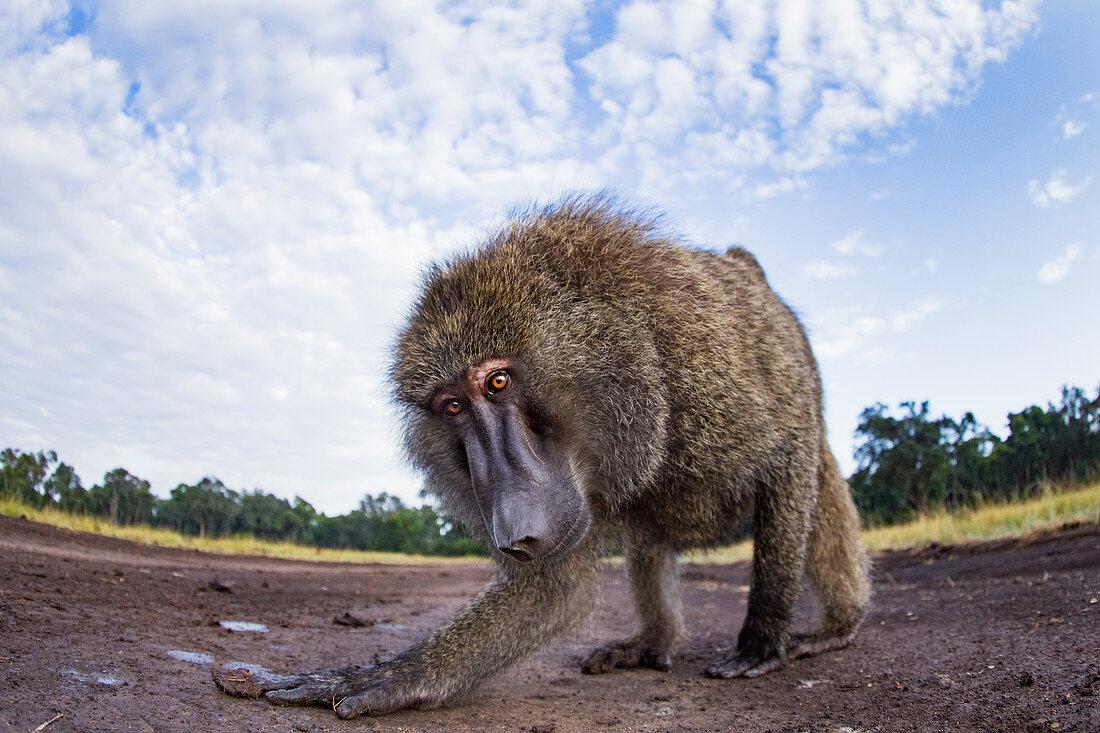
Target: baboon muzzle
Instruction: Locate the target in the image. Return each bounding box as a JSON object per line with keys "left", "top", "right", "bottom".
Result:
{"left": 462, "top": 402, "right": 588, "bottom": 562}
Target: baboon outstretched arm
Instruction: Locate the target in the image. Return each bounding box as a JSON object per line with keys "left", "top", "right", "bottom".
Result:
{"left": 218, "top": 552, "right": 599, "bottom": 718}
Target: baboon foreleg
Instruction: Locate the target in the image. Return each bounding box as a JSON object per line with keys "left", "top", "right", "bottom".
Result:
{"left": 215, "top": 552, "right": 598, "bottom": 718}
{"left": 706, "top": 479, "right": 813, "bottom": 679}
{"left": 582, "top": 541, "right": 683, "bottom": 674}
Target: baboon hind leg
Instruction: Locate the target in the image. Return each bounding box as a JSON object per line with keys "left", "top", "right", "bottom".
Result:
{"left": 706, "top": 464, "right": 815, "bottom": 679}
{"left": 790, "top": 445, "right": 871, "bottom": 660}
{"left": 582, "top": 540, "right": 684, "bottom": 674}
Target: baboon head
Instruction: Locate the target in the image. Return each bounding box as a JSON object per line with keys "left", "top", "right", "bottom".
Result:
{"left": 420, "top": 354, "right": 590, "bottom": 562}
{"left": 393, "top": 323, "right": 594, "bottom": 562}
{"left": 391, "top": 203, "right": 674, "bottom": 563}
{"left": 390, "top": 238, "right": 591, "bottom": 563}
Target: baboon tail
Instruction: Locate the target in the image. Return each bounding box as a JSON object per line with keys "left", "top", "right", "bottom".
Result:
{"left": 794, "top": 443, "right": 871, "bottom": 657}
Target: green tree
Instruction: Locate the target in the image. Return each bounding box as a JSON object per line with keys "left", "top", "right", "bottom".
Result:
{"left": 0, "top": 448, "right": 56, "bottom": 507}
{"left": 236, "top": 490, "right": 303, "bottom": 540}
{"left": 44, "top": 462, "right": 88, "bottom": 514}
{"left": 290, "top": 496, "right": 321, "bottom": 544}
{"left": 159, "top": 477, "right": 239, "bottom": 537}
{"left": 850, "top": 386, "right": 1100, "bottom": 526}
{"left": 987, "top": 385, "right": 1100, "bottom": 491}
{"left": 88, "top": 468, "right": 156, "bottom": 525}
{"left": 850, "top": 401, "right": 956, "bottom": 524}
{"left": 943, "top": 411, "right": 999, "bottom": 505}
{"left": 300, "top": 493, "right": 484, "bottom": 555}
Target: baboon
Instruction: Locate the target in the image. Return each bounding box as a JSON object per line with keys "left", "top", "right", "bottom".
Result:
{"left": 214, "top": 198, "right": 870, "bottom": 718}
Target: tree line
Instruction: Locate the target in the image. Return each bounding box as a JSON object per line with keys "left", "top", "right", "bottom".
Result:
{"left": 3, "top": 384, "right": 1097, "bottom": 546}
{"left": 0, "top": 454, "right": 482, "bottom": 556}
{"left": 850, "top": 385, "right": 1100, "bottom": 526}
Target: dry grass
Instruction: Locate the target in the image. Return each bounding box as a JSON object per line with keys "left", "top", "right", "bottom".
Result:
{"left": 688, "top": 480, "right": 1100, "bottom": 564}
{"left": 0, "top": 498, "right": 483, "bottom": 565}
{"left": 860, "top": 480, "right": 1100, "bottom": 551}
{"left": 6, "top": 481, "right": 1098, "bottom": 566}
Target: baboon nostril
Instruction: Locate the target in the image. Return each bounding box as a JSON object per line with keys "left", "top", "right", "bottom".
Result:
{"left": 498, "top": 546, "right": 531, "bottom": 561}
{"left": 499, "top": 535, "right": 539, "bottom": 561}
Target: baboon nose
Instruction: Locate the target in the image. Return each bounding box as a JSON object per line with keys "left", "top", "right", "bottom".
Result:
{"left": 498, "top": 535, "right": 539, "bottom": 562}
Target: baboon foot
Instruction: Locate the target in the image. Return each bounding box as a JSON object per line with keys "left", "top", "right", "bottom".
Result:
{"left": 705, "top": 647, "right": 788, "bottom": 679}
{"left": 786, "top": 626, "right": 858, "bottom": 660}
{"left": 581, "top": 638, "right": 674, "bottom": 674}
{"left": 705, "top": 626, "right": 858, "bottom": 678}
{"left": 213, "top": 664, "right": 415, "bottom": 719}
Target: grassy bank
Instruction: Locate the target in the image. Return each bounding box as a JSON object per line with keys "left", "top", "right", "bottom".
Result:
{"left": 0, "top": 497, "right": 483, "bottom": 565}
{"left": 5, "top": 481, "right": 1098, "bottom": 565}
{"left": 860, "top": 480, "right": 1100, "bottom": 550}
{"left": 691, "top": 480, "right": 1100, "bottom": 563}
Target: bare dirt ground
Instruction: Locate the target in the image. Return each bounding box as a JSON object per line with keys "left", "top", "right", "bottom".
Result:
{"left": 1, "top": 515, "right": 1097, "bottom": 733}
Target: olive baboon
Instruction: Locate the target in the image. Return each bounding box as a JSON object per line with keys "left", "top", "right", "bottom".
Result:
{"left": 214, "top": 198, "right": 870, "bottom": 718}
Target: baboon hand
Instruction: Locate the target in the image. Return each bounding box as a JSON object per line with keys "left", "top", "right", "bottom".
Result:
{"left": 213, "top": 664, "right": 417, "bottom": 718}
{"left": 581, "top": 638, "right": 674, "bottom": 674}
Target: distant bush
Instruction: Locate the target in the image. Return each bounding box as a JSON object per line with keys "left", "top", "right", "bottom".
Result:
{"left": 850, "top": 385, "right": 1100, "bottom": 526}
{"left": 0, "top": 450, "right": 484, "bottom": 556}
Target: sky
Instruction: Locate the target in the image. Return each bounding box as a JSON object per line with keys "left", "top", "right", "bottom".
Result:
{"left": 1, "top": 0, "right": 1097, "bottom": 516}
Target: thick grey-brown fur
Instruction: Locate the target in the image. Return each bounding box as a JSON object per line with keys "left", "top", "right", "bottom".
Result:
{"left": 221, "top": 197, "right": 870, "bottom": 718}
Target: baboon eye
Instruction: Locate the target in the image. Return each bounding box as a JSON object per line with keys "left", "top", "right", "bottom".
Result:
{"left": 486, "top": 370, "right": 510, "bottom": 394}
{"left": 443, "top": 400, "right": 465, "bottom": 416}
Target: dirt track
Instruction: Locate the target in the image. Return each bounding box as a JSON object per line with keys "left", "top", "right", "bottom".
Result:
{"left": 1, "top": 515, "right": 1097, "bottom": 732}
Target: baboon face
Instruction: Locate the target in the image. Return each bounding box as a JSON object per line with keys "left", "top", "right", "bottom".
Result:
{"left": 427, "top": 356, "right": 590, "bottom": 562}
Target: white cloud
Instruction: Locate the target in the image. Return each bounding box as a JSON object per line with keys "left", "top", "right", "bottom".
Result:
{"left": 1054, "top": 92, "right": 1097, "bottom": 140}
{"left": 1061, "top": 119, "right": 1086, "bottom": 139}
{"left": 801, "top": 231, "right": 882, "bottom": 281}
{"left": 890, "top": 298, "right": 945, "bottom": 331}
{"left": 804, "top": 261, "right": 859, "bottom": 280}
{"left": 812, "top": 298, "right": 944, "bottom": 361}
{"left": 830, "top": 230, "right": 883, "bottom": 257}
{"left": 0, "top": 0, "right": 1044, "bottom": 513}
{"left": 753, "top": 176, "right": 805, "bottom": 200}
{"left": 1028, "top": 169, "right": 1093, "bottom": 207}
{"left": 1037, "top": 243, "right": 1083, "bottom": 284}
{"left": 925, "top": 258, "right": 938, "bottom": 274}
{"left": 811, "top": 307, "right": 887, "bottom": 362}
{"left": 580, "top": 0, "right": 1040, "bottom": 187}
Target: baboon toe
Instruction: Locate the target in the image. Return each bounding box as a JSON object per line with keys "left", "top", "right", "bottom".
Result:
{"left": 786, "top": 628, "right": 857, "bottom": 660}
{"left": 705, "top": 652, "right": 786, "bottom": 679}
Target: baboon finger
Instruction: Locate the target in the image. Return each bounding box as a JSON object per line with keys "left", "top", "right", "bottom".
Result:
{"left": 640, "top": 650, "right": 673, "bottom": 671}
{"left": 212, "top": 668, "right": 300, "bottom": 698}
{"left": 264, "top": 685, "right": 328, "bottom": 705}
{"left": 581, "top": 648, "right": 615, "bottom": 674}
{"left": 582, "top": 640, "right": 676, "bottom": 674}
{"left": 612, "top": 645, "right": 640, "bottom": 669}
{"left": 255, "top": 673, "right": 308, "bottom": 692}
{"left": 581, "top": 644, "right": 631, "bottom": 674}
{"left": 334, "top": 689, "right": 409, "bottom": 719}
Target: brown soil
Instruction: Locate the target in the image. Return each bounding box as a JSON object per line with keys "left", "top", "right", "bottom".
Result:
{"left": 1, "top": 515, "right": 1097, "bottom": 732}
